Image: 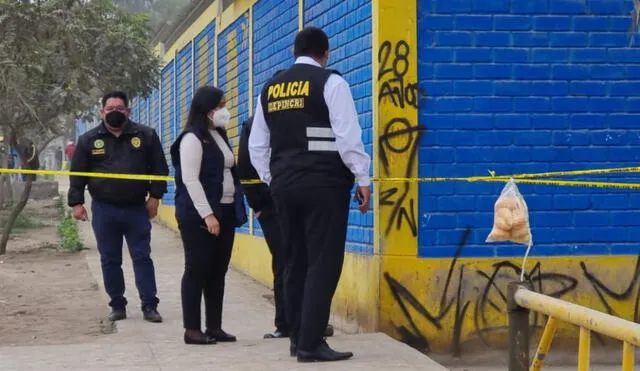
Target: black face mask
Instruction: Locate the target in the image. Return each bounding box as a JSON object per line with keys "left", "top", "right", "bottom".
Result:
{"left": 105, "top": 111, "right": 127, "bottom": 128}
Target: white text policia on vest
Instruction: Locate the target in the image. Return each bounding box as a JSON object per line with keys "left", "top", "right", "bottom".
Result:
{"left": 266, "top": 80, "right": 310, "bottom": 113}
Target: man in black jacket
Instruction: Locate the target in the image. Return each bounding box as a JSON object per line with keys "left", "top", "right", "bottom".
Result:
{"left": 237, "top": 115, "right": 334, "bottom": 340}
{"left": 68, "top": 91, "right": 169, "bottom": 323}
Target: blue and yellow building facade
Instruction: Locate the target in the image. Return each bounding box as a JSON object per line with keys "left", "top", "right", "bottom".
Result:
{"left": 87, "top": 0, "right": 640, "bottom": 356}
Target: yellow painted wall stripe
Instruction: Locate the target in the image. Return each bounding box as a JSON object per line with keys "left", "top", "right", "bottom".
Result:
{"left": 371, "top": 0, "right": 380, "bottom": 257}
{"left": 299, "top": 0, "right": 304, "bottom": 30}
{"left": 376, "top": 0, "right": 419, "bottom": 256}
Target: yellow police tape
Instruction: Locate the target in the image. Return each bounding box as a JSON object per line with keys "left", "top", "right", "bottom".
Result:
{"left": 3, "top": 166, "right": 640, "bottom": 190}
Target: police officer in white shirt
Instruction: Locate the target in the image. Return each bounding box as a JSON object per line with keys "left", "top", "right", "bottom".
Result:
{"left": 249, "top": 27, "right": 371, "bottom": 363}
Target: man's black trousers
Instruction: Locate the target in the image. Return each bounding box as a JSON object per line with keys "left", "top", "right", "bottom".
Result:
{"left": 256, "top": 204, "right": 288, "bottom": 332}
{"left": 273, "top": 186, "right": 351, "bottom": 352}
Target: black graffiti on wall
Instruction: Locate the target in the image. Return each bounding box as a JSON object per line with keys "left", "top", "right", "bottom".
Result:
{"left": 384, "top": 228, "right": 640, "bottom": 356}
{"left": 581, "top": 257, "right": 640, "bottom": 323}
{"left": 378, "top": 40, "right": 425, "bottom": 109}
{"left": 377, "top": 39, "right": 427, "bottom": 238}
{"left": 378, "top": 119, "right": 425, "bottom": 237}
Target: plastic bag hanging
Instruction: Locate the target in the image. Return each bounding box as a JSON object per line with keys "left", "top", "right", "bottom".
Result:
{"left": 486, "top": 178, "right": 532, "bottom": 245}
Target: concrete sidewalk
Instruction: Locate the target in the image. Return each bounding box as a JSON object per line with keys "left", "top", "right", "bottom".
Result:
{"left": 0, "top": 192, "right": 447, "bottom": 370}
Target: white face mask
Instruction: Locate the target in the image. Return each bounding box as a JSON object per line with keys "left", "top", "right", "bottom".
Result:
{"left": 209, "top": 108, "right": 231, "bottom": 128}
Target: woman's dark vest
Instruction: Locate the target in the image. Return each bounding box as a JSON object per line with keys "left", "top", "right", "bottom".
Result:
{"left": 170, "top": 128, "right": 247, "bottom": 227}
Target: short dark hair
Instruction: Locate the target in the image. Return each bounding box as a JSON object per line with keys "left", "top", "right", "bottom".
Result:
{"left": 102, "top": 91, "right": 129, "bottom": 107}
{"left": 293, "top": 27, "right": 329, "bottom": 59}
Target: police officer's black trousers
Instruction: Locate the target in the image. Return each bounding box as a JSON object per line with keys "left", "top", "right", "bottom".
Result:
{"left": 257, "top": 205, "right": 289, "bottom": 332}
{"left": 178, "top": 204, "right": 235, "bottom": 331}
{"left": 273, "top": 186, "right": 351, "bottom": 352}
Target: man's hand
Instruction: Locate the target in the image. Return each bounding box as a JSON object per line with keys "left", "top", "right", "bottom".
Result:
{"left": 146, "top": 197, "right": 160, "bottom": 219}
{"left": 356, "top": 185, "right": 371, "bottom": 214}
{"left": 72, "top": 205, "right": 88, "bottom": 221}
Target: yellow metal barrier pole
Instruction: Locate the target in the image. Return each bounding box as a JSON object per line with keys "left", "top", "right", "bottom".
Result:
{"left": 578, "top": 327, "right": 591, "bottom": 371}
{"left": 514, "top": 287, "right": 640, "bottom": 346}
{"left": 622, "top": 341, "right": 634, "bottom": 371}
{"left": 530, "top": 316, "right": 558, "bottom": 371}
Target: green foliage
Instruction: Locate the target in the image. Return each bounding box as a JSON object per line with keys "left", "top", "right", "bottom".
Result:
{"left": 57, "top": 196, "right": 83, "bottom": 252}
{"left": 0, "top": 0, "right": 161, "bottom": 144}
{"left": 0, "top": 0, "right": 160, "bottom": 253}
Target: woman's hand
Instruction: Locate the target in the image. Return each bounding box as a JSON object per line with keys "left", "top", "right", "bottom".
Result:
{"left": 204, "top": 214, "right": 221, "bottom": 236}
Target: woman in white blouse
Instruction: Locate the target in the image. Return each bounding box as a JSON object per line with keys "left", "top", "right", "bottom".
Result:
{"left": 170, "top": 86, "right": 247, "bottom": 345}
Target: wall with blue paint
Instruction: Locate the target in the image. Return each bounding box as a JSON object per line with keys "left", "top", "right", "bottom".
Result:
{"left": 305, "top": 0, "right": 374, "bottom": 254}
{"left": 160, "top": 61, "right": 175, "bottom": 206}
{"left": 250, "top": 0, "right": 299, "bottom": 238}
{"left": 418, "top": 0, "right": 640, "bottom": 258}
{"left": 72, "top": 0, "right": 374, "bottom": 252}
{"left": 217, "top": 13, "right": 250, "bottom": 235}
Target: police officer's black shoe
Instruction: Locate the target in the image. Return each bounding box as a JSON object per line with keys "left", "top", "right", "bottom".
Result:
{"left": 142, "top": 307, "right": 163, "bottom": 323}
{"left": 324, "top": 324, "right": 334, "bottom": 337}
{"left": 108, "top": 308, "right": 126, "bottom": 322}
{"left": 205, "top": 328, "right": 237, "bottom": 342}
{"left": 297, "top": 341, "right": 353, "bottom": 363}
{"left": 264, "top": 329, "right": 290, "bottom": 339}
{"left": 290, "top": 342, "right": 297, "bottom": 357}
{"left": 184, "top": 330, "right": 216, "bottom": 345}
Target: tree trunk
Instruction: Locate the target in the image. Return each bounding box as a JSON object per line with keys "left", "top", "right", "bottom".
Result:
{"left": 0, "top": 178, "right": 32, "bottom": 255}
{"left": 4, "top": 173, "right": 13, "bottom": 206}
{"left": 0, "top": 131, "right": 35, "bottom": 255}
{"left": 0, "top": 150, "right": 8, "bottom": 207}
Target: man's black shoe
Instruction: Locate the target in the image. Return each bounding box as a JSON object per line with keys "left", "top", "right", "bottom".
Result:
{"left": 297, "top": 342, "right": 353, "bottom": 363}
{"left": 290, "top": 342, "right": 297, "bottom": 357}
{"left": 142, "top": 307, "right": 163, "bottom": 323}
{"left": 205, "top": 328, "right": 237, "bottom": 342}
{"left": 184, "top": 330, "right": 216, "bottom": 345}
{"left": 324, "top": 324, "right": 334, "bottom": 337}
{"left": 264, "top": 330, "right": 290, "bottom": 339}
{"left": 108, "top": 308, "right": 126, "bottom": 322}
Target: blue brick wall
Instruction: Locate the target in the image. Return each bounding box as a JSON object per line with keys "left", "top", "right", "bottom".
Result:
{"left": 160, "top": 61, "right": 176, "bottom": 206}
{"left": 217, "top": 13, "right": 250, "bottom": 151}
{"left": 218, "top": 13, "right": 250, "bottom": 235}
{"left": 194, "top": 21, "right": 216, "bottom": 89}
{"left": 74, "top": 119, "right": 99, "bottom": 142}
{"left": 251, "top": 0, "right": 299, "bottom": 238}
{"left": 305, "top": 0, "right": 374, "bottom": 255}
{"left": 131, "top": 97, "right": 140, "bottom": 123}
{"left": 93, "top": 1, "right": 375, "bottom": 248}
{"left": 175, "top": 42, "right": 193, "bottom": 131}
{"left": 418, "top": 0, "right": 640, "bottom": 258}
{"left": 139, "top": 97, "right": 149, "bottom": 126}
{"left": 151, "top": 88, "right": 160, "bottom": 134}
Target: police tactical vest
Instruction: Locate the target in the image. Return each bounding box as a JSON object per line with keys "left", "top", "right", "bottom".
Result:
{"left": 260, "top": 63, "right": 354, "bottom": 193}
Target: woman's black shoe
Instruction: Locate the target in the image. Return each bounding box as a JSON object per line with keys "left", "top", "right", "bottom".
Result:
{"left": 205, "top": 328, "right": 237, "bottom": 342}
{"left": 184, "top": 330, "right": 216, "bottom": 345}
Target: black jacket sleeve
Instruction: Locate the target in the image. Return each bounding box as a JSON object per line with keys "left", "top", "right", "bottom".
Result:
{"left": 67, "top": 136, "right": 90, "bottom": 207}
{"left": 236, "top": 117, "right": 272, "bottom": 212}
{"left": 147, "top": 129, "right": 169, "bottom": 199}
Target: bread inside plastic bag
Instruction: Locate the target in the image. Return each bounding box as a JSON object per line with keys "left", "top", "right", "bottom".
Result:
{"left": 486, "top": 178, "right": 532, "bottom": 245}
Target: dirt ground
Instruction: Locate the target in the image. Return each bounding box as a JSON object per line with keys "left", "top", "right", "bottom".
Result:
{"left": 0, "top": 197, "right": 112, "bottom": 347}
